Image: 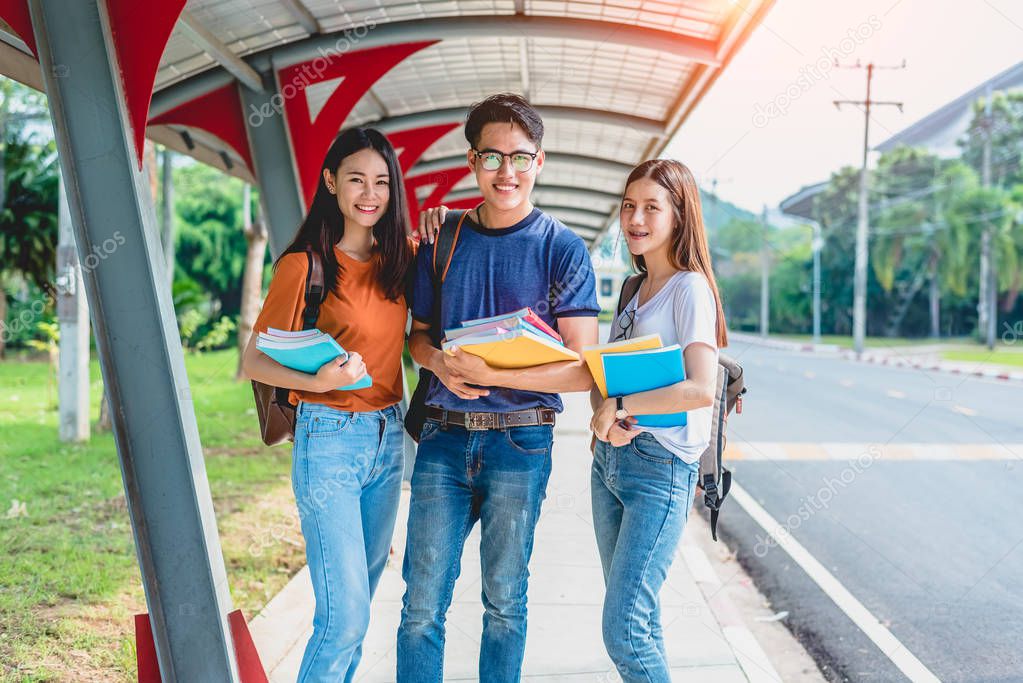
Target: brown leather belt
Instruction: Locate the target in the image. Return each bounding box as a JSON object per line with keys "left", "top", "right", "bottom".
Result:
{"left": 425, "top": 406, "right": 556, "bottom": 431}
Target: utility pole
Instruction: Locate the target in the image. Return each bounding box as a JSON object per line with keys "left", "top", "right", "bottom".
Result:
{"left": 834, "top": 60, "right": 904, "bottom": 355}
{"left": 705, "top": 176, "right": 732, "bottom": 242}
{"left": 760, "top": 205, "right": 770, "bottom": 338}
{"left": 811, "top": 220, "right": 823, "bottom": 346}
{"left": 978, "top": 84, "right": 997, "bottom": 350}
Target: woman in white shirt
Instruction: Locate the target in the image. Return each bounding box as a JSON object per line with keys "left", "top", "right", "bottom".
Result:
{"left": 589, "top": 159, "right": 728, "bottom": 682}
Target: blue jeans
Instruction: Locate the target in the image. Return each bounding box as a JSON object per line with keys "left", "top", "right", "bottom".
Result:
{"left": 396, "top": 419, "right": 554, "bottom": 683}
{"left": 291, "top": 401, "right": 405, "bottom": 683}
{"left": 591, "top": 433, "right": 699, "bottom": 683}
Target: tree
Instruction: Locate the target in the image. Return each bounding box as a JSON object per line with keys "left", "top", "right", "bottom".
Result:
{"left": 173, "top": 162, "right": 250, "bottom": 325}
{"left": 959, "top": 90, "right": 1023, "bottom": 189}
{"left": 0, "top": 79, "right": 57, "bottom": 358}
{"left": 870, "top": 147, "right": 953, "bottom": 336}
{"left": 236, "top": 182, "right": 267, "bottom": 379}
{"left": 811, "top": 166, "right": 867, "bottom": 335}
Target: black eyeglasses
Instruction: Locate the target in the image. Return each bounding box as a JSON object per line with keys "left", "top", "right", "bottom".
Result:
{"left": 472, "top": 148, "right": 539, "bottom": 172}
{"left": 612, "top": 307, "right": 636, "bottom": 342}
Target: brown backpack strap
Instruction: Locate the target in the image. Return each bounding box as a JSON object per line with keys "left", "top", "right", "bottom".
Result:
{"left": 616, "top": 273, "right": 646, "bottom": 317}
{"left": 425, "top": 211, "right": 468, "bottom": 345}
{"left": 431, "top": 210, "right": 469, "bottom": 284}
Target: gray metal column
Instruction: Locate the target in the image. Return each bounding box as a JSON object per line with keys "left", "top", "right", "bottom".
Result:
{"left": 28, "top": 2, "right": 239, "bottom": 681}
{"left": 56, "top": 173, "right": 90, "bottom": 442}
{"left": 241, "top": 74, "right": 305, "bottom": 258}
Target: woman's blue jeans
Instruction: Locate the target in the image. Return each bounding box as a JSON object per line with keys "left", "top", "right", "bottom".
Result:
{"left": 291, "top": 401, "right": 405, "bottom": 683}
{"left": 590, "top": 432, "right": 699, "bottom": 683}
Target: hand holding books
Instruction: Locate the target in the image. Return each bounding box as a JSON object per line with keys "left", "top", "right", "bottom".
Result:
{"left": 256, "top": 327, "right": 372, "bottom": 392}
{"left": 437, "top": 346, "right": 495, "bottom": 397}
{"left": 314, "top": 351, "right": 367, "bottom": 393}
{"left": 583, "top": 334, "right": 688, "bottom": 429}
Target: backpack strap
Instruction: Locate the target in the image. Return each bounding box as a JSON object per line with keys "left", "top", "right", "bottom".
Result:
{"left": 427, "top": 210, "right": 469, "bottom": 345}
{"left": 616, "top": 272, "right": 646, "bottom": 317}
{"left": 274, "top": 246, "right": 326, "bottom": 407}
{"left": 301, "top": 245, "right": 326, "bottom": 331}
{"left": 701, "top": 363, "right": 729, "bottom": 541}
{"left": 708, "top": 469, "right": 731, "bottom": 542}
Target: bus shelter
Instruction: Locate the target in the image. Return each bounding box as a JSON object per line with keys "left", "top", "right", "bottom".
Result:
{"left": 0, "top": 1, "right": 772, "bottom": 678}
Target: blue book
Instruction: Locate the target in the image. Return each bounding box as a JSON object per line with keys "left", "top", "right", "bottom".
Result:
{"left": 602, "top": 344, "right": 686, "bottom": 428}
{"left": 257, "top": 329, "right": 372, "bottom": 391}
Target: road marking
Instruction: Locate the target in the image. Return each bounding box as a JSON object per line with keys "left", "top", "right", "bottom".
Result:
{"left": 886, "top": 389, "right": 905, "bottom": 399}
{"left": 731, "top": 483, "right": 941, "bottom": 683}
{"left": 839, "top": 378, "right": 854, "bottom": 388}
{"left": 952, "top": 405, "right": 977, "bottom": 417}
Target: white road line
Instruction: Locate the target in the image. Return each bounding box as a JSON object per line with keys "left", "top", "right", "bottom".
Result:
{"left": 886, "top": 389, "right": 906, "bottom": 399}
{"left": 730, "top": 483, "right": 941, "bottom": 683}
{"left": 839, "top": 378, "right": 854, "bottom": 388}
{"left": 952, "top": 405, "right": 977, "bottom": 416}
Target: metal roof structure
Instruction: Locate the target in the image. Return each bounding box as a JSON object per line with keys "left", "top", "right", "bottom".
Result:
{"left": 0, "top": 2, "right": 773, "bottom": 679}
{"left": 3, "top": 0, "right": 774, "bottom": 250}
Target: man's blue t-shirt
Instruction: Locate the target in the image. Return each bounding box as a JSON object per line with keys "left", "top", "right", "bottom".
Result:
{"left": 411, "top": 207, "right": 600, "bottom": 414}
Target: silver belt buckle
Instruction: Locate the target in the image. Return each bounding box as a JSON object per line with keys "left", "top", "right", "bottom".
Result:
{"left": 465, "top": 412, "right": 492, "bottom": 430}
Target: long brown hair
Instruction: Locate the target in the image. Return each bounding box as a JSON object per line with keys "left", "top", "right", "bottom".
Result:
{"left": 277, "top": 127, "right": 413, "bottom": 301}
{"left": 624, "top": 159, "right": 728, "bottom": 347}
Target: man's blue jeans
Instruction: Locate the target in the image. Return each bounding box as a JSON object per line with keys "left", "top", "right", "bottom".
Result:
{"left": 591, "top": 433, "right": 699, "bottom": 683}
{"left": 291, "top": 401, "right": 405, "bottom": 683}
{"left": 396, "top": 419, "right": 554, "bottom": 683}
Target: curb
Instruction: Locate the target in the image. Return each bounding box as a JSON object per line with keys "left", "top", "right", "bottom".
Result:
{"left": 681, "top": 515, "right": 786, "bottom": 683}
{"left": 730, "top": 333, "right": 1023, "bottom": 385}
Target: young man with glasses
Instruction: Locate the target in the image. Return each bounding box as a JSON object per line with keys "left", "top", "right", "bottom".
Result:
{"left": 398, "top": 93, "right": 600, "bottom": 682}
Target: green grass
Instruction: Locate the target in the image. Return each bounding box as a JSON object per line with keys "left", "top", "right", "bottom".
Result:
{"left": 941, "top": 347, "right": 1023, "bottom": 368}
{"left": 759, "top": 333, "right": 1023, "bottom": 368}
{"left": 0, "top": 348, "right": 302, "bottom": 682}
{"left": 769, "top": 333, "right": 947, "bottom": 349}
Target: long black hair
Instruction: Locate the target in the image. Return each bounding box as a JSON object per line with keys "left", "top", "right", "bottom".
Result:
{"left": 276, "top": 127, "right": 413, "bottom": 301}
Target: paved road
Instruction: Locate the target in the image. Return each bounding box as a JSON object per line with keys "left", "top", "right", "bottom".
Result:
{"left": 717, "top": 339, "right": 1023, "bottom": 683}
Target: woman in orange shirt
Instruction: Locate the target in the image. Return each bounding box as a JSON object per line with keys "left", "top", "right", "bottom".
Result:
{"left": 242, "top": 127, "right": 417, "bottom": 682}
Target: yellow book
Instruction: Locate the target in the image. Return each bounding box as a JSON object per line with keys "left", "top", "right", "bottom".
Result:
{"left": 582, "top": 334, "right": 663, "bottom": 398}
{"left": 443, "top": 328, "right": 579, "bottom": 369}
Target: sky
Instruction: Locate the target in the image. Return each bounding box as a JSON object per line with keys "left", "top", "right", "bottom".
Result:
{"left": 664, "top": 0, "right": 1023, "bottom": 213}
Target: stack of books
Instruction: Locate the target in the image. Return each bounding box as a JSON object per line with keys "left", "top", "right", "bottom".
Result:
{"left": 257, "top": 327, "right": 372, "bottom": 390}
{"left": 583, "top": 334, "right": 687, "bottom": 428}
{"left": 441, "top": 308, "right": 579, "bottom": 369}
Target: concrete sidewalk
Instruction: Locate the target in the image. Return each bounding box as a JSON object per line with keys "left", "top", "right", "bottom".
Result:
{"left": 249, "top": 394, "right": 787, "bottom": 682}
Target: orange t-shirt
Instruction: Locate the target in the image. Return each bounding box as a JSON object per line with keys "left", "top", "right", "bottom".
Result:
{"left": 252, "top": 245, "right": 410, "bottom": 413}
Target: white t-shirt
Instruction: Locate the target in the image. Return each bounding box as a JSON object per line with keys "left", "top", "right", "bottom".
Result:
{"left": 607, "top": 270, "right": 719, "bottom": 463}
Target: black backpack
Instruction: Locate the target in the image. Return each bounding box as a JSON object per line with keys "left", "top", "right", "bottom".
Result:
{"left": 403, "top": 211, "right": 468, "bottom": 441}
{"left": 615, "top": 274, "right": 747, "bottom": 541}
